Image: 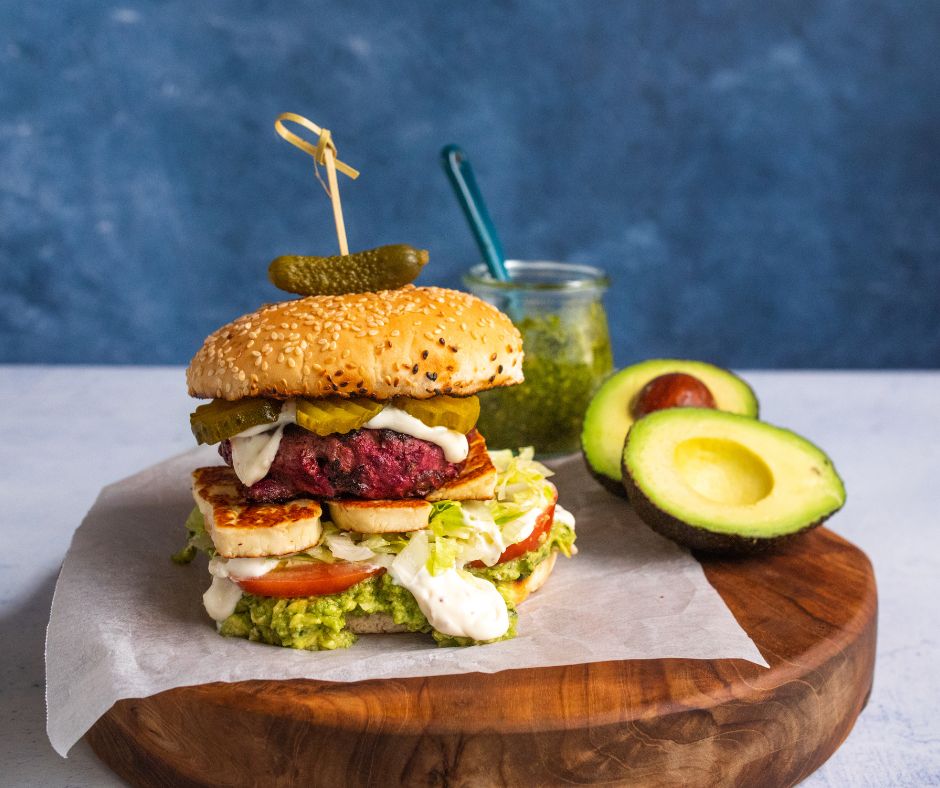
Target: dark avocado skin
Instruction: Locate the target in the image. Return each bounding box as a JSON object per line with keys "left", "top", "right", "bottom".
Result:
{"left": 620, "top": 456, "right": 842, "bottom": 555}
{"left": 584, "top": 455, "right": 631, "bottom": 497}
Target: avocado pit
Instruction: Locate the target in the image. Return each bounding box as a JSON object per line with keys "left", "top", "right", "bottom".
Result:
{"left": 631, "top": 372, "right": 716, "bottom": 418}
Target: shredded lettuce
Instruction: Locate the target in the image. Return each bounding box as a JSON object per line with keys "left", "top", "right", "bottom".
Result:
{"left": 276, "top": 522, "right": 409, "bottom": 566}
{"left": 426, "top": 501, "right": 472, "bottom": 574}
{"left": 317, "top": 520, "right": 408, "bottom": 557}
{"left": 420, "top": 448, "right": 558, "bottom": 575}
{"left": 490, "top": 447, "right": 555, "bottom": 524}
{"left": 172, "top": 508, "right": 215, "bottom": 563}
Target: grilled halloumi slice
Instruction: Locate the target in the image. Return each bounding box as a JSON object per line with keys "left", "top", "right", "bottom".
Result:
{"left": 427, "top": 430, "right": 496, "bottom": 502}
{"left": 328, "top": 498, "right": 432, "bottom": 534}
{"left": 192, "top": 466, "right": 322, "bottom": 558}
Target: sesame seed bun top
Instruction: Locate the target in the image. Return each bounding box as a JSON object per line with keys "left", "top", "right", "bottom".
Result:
{"left": 186, "top": 285, "right": 524, "bottom": 400}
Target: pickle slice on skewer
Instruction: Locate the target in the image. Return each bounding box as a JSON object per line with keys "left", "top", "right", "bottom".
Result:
{"left": 295, "top": 398, "right": 384, "bottom": 436}
{"left": 190, "top": 398, "right": 283, "bottom": 445}
{"left": 269, "top": 244, "right": 429, "bottom": 296}
{"left": 396, "top": 395, "right": 480, "bottom": 434}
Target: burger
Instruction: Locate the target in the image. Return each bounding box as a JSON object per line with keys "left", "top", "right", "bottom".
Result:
{"left": 175, "top": 284, "right": 576, "bottom": 649}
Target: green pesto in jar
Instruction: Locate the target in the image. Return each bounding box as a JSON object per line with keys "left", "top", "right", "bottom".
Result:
{"left": 477, "top": 301, "right": 613, "bottom": 456}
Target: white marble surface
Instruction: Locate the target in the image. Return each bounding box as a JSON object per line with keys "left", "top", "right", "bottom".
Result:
{"left": 1, "top": 366, "right": 937, "bottom": 786}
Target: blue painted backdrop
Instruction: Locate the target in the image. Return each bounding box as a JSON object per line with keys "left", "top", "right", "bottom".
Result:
{"left": 2, "top": 1, "right": 938, "bottom": 367}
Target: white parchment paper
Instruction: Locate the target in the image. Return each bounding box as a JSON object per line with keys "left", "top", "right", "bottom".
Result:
{"left": 46, "top": 447, "right": 766, "bottom": 755}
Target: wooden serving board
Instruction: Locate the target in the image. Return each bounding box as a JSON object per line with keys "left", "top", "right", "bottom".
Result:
{"left": 86, "top": 526, "right": 876, "bottom": 787}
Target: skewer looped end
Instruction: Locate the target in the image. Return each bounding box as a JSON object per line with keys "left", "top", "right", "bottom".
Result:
{"left": 274, "top": 113, "right": 360, "bottom": 179}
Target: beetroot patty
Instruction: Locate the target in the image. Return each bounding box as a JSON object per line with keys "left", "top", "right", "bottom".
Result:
{"left": 219, "top": 425, "right": 464, "bottom": 502}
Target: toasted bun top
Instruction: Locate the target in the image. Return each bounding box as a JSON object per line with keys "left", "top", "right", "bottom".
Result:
{"left": 187, "top": 286, "right": 524, "bottom": 400}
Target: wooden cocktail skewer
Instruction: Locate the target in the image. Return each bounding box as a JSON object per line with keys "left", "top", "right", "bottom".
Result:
{"left": 274, "top": 112, "right": 360, "bottom": 255}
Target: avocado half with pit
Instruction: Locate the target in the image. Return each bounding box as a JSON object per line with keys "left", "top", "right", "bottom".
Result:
{"left": 581, "top": 359, "right": 758, "bottom": 495}
{"left": 622, "top": 408, "right": 845, "bottom": 554}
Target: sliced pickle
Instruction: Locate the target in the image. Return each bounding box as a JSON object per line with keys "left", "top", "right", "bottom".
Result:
{"left": 190, "top": 398, "right": 283, "bottom": 445}
{"left": 269, "top": 244, "right": 429, "bottom": 296}
{"left": 295, "top": 397, "right": 384, "bottom": 436}
{"left": 396, "top": 395, "right": 480, "bottom": 434}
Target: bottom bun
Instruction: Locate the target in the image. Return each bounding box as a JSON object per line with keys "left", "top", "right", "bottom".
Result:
{"left": 346, "top": 612, "right": 409, "bottom": 635}
{"left": 504, "top": 550, "right": 557, "bottom": 606}
{"left": 345, "top": 552, "right": 559, "bottom": 636}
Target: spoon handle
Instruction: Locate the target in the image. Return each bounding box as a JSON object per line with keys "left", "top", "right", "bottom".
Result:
{"left": 441, "top": 144, "right": 510, "bottom": 281}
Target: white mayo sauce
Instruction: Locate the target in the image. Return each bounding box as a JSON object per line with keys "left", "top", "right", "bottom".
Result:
{"left": 552, "top": 503, "right": 576, "bottom": 531}
{"left": 361, "top": 406, "right": 469, "bottom": 463}
{"left": 202, "top": 556, "right": 280, "bottom": 622}
{"left": 228, "top": 400, "right": 297, "bottom": 487}
{"left": 227, "top": 400, "right": 469, "bottom": 487}
{"left": 202, "top": 577, "right": 244, "bottom": 623}
{"left": 388, "top": 533, "right": 509, "bottom": 641}
{"left": 400, "top": 567, "right": 509, "bottom": 642}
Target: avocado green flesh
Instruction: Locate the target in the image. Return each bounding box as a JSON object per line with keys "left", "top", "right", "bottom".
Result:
{"left": 217, "top": 518, "right": 575, "bottom": 650}
{"left": 581, "top": 359, "right": 759, "bottom": 487}
{"left": 623, "top": 409, "right": 845, "bottom": 547}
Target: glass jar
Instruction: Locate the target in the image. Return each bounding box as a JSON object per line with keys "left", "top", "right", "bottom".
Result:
{"left": 463, "top": 261, "right": 613, "bottom": 457}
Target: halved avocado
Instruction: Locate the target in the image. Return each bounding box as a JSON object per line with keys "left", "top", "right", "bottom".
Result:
{"left": 581, "top": 359, "right": 758, "bottom": 495}
{"left": 622, "top": 408, "right": 845, "bottom": 554}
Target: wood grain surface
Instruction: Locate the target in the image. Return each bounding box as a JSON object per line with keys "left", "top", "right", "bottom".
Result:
{"left": 86, "top": 526, "right": 876, "bottom": 787}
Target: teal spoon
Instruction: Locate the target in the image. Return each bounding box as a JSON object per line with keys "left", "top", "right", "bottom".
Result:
{"left": 441, "top": 144, "right": 511, "bottom": 282}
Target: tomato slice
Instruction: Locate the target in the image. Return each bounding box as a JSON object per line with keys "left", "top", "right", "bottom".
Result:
{"left": 234, "top": 561, "right": 385, "bottom": 598}
{"left": 469, "top": 494, "right": 558, "bottom": 568}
